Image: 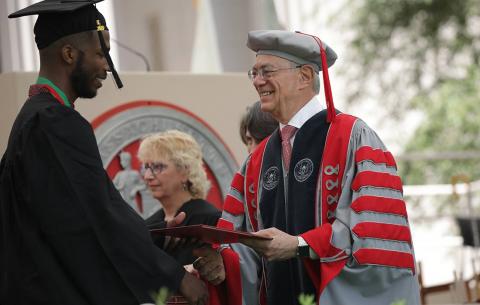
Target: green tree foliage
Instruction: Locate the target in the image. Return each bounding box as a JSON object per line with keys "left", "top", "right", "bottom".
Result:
{"left": 153, "top": 287, "right": 169, "bottom": 305}
{"left": 342, "top": 0, "right": 480, "bottom": 118}
{"left": 342, "top": 0, "right": 480, "bottom": 184}
{"left": 399, "top": 67, "right": 480, "bottom": 184}
{"left": 298, "top": 293, "right": 315, "bottom": 305}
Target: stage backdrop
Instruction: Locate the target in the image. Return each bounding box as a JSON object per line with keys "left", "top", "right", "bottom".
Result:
{"left": 0, "top": 72, "right": 258, "bottom": 216}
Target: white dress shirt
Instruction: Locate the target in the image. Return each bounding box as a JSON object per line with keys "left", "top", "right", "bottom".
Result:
{"left": 279, "top": 96, "right": 324, "bottom": 145}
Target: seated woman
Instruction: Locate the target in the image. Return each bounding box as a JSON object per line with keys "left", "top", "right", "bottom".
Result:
{"left": 138, "top": 130, "right": 221, "bottom": 265}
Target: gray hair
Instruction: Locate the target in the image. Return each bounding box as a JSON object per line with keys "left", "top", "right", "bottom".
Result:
{"left": 290, "top": 61, "right": 320, "bottom": 94}
{"left": 313, "top": 72, "right": 320, "bottom": 94}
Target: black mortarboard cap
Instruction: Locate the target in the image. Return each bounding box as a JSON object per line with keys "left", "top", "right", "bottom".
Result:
{"left": 8, "top": 0, "right": 123, "bottom": 89}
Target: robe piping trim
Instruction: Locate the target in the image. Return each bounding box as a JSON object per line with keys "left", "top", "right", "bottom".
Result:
{"left": 249, "top": 136, "right": 270, "bottom": 231}
{"left": 36, "top": 77, "right": 72, "bottom": 108}
{"left": 318, "top": 113, "right": 357, "bottom": 225}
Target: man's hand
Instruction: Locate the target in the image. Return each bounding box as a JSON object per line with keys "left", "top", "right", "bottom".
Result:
{"left": 179, "top": 271, "right": 209, "bottom": 305}
{"left": 240, "top": 227, "right": 298, "bottom": 261}
{"left": 192, "top": 247, "right": 226, "bottom": 285}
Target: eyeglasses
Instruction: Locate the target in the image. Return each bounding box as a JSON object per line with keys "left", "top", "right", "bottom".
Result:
{"left": 247, "top": 65, "right": 301, "bottom": 82}
{"left": 141, "top": 162, "right": 168, "bottom": 176}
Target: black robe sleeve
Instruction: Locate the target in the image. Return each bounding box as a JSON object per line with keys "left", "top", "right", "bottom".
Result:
{"left": 16, "top": 104, "right": 185, "bottom": 304}
{"left": 147, "top": 199, "right": 221, "bottom": 265}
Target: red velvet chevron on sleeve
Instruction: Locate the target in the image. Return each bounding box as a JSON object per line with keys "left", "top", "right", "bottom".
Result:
{"left": 352, "top": 171, "right": 403, "bottom": 192}
{"left": 216, "top": 218, "right": 234, "bottom": 230}
{"left": 351, "top": 196, "right": 407, "bottom": 217}
{"left": 353, "top": 248, "right": 415, "bottom": 271}
{"left": 351, "top": 144, "right": 416, "bottom": 274}
{"left": 223, "top": 194, "right": 245, "bottom": 216}
{"left": 223, "top": 172, "right": 246, "bottom": 216}
{"left": 352, "top": 222, "right": 412, "bottom": 244}
{"left": 355, "top": 146, "right": 397, "bottom": 168}
{"left": 230, "top": 172, "right": 244, "bottom": 193}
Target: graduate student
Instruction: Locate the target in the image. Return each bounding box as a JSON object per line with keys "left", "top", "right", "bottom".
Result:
{"left": 195, "top": 30, "right": 420, "bottom": 305}
{"left": 0, "top": 1, "right": 207, "bottom": 305}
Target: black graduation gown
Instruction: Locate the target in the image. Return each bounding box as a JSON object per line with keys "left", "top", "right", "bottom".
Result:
{"left": 0, "top": 93, "right": 185, "bottom": 305}
{"left": 146, "top": 199, "right": 221, "bottom": 265}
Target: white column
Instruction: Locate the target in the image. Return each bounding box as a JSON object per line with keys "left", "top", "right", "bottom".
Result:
{"left": 0, "top": 0, "right": 40, "bottom": 72}
{"left": 0, "top": 0, "right": 118, "bottom": 73}
{"left": 191, "top": 0, "right": 222, "bottom": 73}
{"left": 96, "top": 0, "right": 119, "bottom": 69}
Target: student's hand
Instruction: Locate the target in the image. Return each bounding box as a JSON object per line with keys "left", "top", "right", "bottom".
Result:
{"left": 164, "top": 236, "right": 204, "bottom": 253}
{"left": 179, "top": 271, "right": 209, "bottom": 305}
{"left": 166, "top": 212, "right": 186, "bottom": 228}
{"left": 162, "top": 212, "right": 187, "bottom": 252}
{"left": 192, "top": 247, "right": 226, "bottom": 285}
{"left": 240, "top": 227, "right": 298, "bottom": 261}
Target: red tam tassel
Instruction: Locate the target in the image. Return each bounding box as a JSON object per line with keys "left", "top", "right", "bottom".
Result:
{"left": 295, "top": 31, "right": 336, "bottom": 123}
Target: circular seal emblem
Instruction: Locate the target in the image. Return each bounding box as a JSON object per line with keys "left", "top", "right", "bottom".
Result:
{"left": 92, "top": 101, "right": 238, "bottom": 219}
{"left": 263, "top": 166, "right": 280, "bottom": 191}
{"left": 294, "top": 158, "right": 314, "bottom": 182}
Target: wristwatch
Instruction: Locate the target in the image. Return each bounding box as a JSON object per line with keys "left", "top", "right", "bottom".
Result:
{"left": 296, "top": 236, "right": 310, "bottom": 257}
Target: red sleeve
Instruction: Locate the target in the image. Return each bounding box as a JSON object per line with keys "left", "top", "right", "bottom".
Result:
{"left": 207, "top": 248, "right": 242, "bottom": 305}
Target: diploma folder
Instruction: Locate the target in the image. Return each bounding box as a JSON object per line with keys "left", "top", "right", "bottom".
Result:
{"left": 150, "top": 224, "right": 272, "bottom": 244}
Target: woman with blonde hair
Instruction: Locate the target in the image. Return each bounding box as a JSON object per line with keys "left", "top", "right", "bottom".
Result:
{"left": 138, "top": 130, "right": 220, "bottom": 265}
